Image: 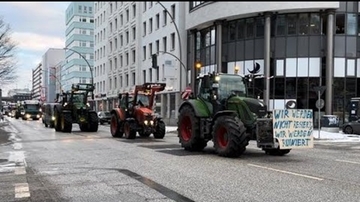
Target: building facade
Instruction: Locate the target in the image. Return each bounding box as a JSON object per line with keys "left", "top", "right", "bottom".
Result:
{"left": 31, "top": 63, "right": 42, "bottom": 101}
{"left": 93, "top": 2, "right": 186, "bottom": 123}
{"left": 63, "top": 2, "right": 95, "bottom": 91}
{"left": 42, "top": 48, "right": 65, "bottom": 103}
{"left": 184, "top": 1, "right": 360, "bottom": 125}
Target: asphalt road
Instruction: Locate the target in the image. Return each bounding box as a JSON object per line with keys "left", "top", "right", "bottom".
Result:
{"left": 1, "top": 117, "right": 360, "bottom": 202}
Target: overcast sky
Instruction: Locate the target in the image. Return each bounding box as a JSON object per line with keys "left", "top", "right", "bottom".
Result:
{"left": 0, "top": 2, "right": 71, "bottom": 95}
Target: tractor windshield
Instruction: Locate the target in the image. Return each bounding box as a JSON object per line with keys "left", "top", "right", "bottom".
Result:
{"left": 71, "top": 93, "right": 86, "bottom": 108}
{"left": 217, "top": 75, "right": 247, "bottom": 100}
{"left": 24, "top": 104, "right": 39, "bottom": 111}
{"left": 136, "top": 94, "right": 150, "bottom": 107}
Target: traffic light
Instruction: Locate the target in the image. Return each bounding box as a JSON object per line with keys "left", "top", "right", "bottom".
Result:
{"left": 152, "top": 54, "right": 158, "bottom": 69}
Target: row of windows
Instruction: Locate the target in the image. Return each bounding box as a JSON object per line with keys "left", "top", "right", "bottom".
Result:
{"left": 142, "top": 33, "right": 176, "bottom": 60}
{"left": 142, "top": 5, "right": 175, "bottom": 37}
{"left": 78, "top": 5, "right": 93, "bottom": 14}
{"left": 189, "top": 1, "right": 208, "bottom": 11}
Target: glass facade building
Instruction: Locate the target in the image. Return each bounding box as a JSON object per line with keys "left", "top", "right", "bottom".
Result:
{"left": 186, "top": 1, "right": 360, "bottom": 125}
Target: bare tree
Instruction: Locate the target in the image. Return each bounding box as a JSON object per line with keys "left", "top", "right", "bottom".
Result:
{"left": 0, "top": 16, "right": 17, "bottom": 85}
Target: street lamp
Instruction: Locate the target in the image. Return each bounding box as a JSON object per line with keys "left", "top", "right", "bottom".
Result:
{"left": 63, "top": 47, "right": 94, "bottom": 100}
{"left": 155, "top": 2, "right": 186, "bottom": 91}
{"left": 63, "top": 47, "right": 94, "bottom": 86}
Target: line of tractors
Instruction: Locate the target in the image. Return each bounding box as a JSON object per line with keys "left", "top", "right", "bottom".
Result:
{"left": 41, "top": 71, "right": 302, "bottom": 158}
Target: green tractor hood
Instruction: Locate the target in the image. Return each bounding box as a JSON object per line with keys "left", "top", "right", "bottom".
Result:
{"left": 226, "top": 96, "right": 267, "bottom": 127}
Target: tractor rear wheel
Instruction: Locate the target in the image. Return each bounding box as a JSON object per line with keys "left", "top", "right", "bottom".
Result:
{"left": 153, "top": 120, "right": 165, "bottom": 139}
{"left": 212, "top": 116, "right": 248, "bottom": 158}
{"left": 87, "top": 112, "right": 99, "bottom": 132}
{"left": 110, "top": 114, "right": 123, "bottom": 138}
{"left": 61, "top": 112, "right": 72, "bottom": 133}
{"left": 178, "top": 105, "right": 207, "bottom": 151}
{"left": 124, "top": 121, "right": 137, "bottom": 139}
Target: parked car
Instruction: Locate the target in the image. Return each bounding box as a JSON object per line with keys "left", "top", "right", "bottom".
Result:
{"left": 97, "top": 111, "right": 111, "bottom": 124}
{"left": 342, "top": 120, "right": 360, "bottom": 135}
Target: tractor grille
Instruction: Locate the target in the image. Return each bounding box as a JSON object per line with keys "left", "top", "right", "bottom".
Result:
{"left": 256, "top": 118, "right": 274, "bottom": 144}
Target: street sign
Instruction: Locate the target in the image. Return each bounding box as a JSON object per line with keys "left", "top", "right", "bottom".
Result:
{"left": 313, "top": 86, "right": 326, "bottom": 95}
{"left": 316, "top": 99, "right": 325, "bottom": 109}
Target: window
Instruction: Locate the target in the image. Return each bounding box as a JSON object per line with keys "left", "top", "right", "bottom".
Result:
{"left": 126, "top": 31, "right": 129, "bottom": 44}
{"left": 163, "top": 37, "right": 167, "bottom": 52}
{"left": 114, "top": 76, "right": 117, "bottom": 88}
{"left": 126, "top": 9, "right": 129, "bottom": 22}
{"left": 171, "top": 4, "right": 175, "bottom": 21}
{"left": 163, "top": 10, "right": 167, "bottom": 26}
{"left": 84, "top": 6, "right": 87, "bottom": 14}
{"left": 132, "top": 72, "right": 136, "bottom": 85}
{"left": 149, "top": 18, "right": 153, "bottom": 33}
{"left": 237, "top": 20, "right": 245, "bottom": 39}
{"left": 120, "top": 54, "right": 123, "bottom": 67}
{"left": 132, "top": 27, "right": 136, "bottom": 40}
{"left": 120, "top": 14, "right": 123, "bottom": 26}
{"left": 171, "top": 33, "right": 175, "bottom": 50}
{"left": 115, "top": 18, "right": 118, "bottom": 30}
{"left": 143, "top": 70, "right": 146, "bottom": 83}
{"left": 90, "top": 41, "right": 94, "bottom": 47}
{"left": 78, "top": 5, "right": 82, "bottom": 12}
{"left": 132, "top": 4, "right": 136, "bottom": 18}
{"left": 143, "top": 2, "right": 147, "bottom": 12}
{"left": 90, "top": 19, "right": 94, "bottom": 23}
{"left": 149, "top": 43, "right": 153, "bottom": 56}
{"left": 156, "top": 40, "right": 159, "bottom": 53}
{"left": 277, "top": 15, "right": 286, "bottom": 36}
{"left": 299, "top": 14, "right": 309, "bottom": 35}
{"left": 89, "top": 7, "right": 92, "bottom": 14}
{"left": 156, "top": 13, "right": 160, "bottom": 29}
{"left": 143, "top": 46, "right": 146, "bottom": 60}
{"left": 120, "top": 34, "right": 123, "bottom": 46}
{"left": 347, "top": 13, "right": 357, "bottom": 35}
{"left": 110, "top": 22, "right": 113, "bottom": 33}
{"left": 229, "top": 22, "right": 236, "bottom": 40}
{"left": 336, "top": 14, "right": 345, "bottom": 34}
{"left": 126, "top": 74, "right": 129, "bottom": 86}
{"left": 143, "top": 22, "right": 147, "bottom": 36}
{"left": 245, "top": 18, "right": 254, "bottom": 38}
{"left": 114, "top": 38, "right": 117, "bottom": 49}
{"left": 287, "top": 14, "right": 297, "bottom": 35}
{"left": 125, "top": 52, "right": 129, "bottom": 65}
{"left": 132, "top": 49, "right": 136, "bottom": 63}
{"left": 149, "top": 68, "right": 153, "bottom": 82}
{"left": 310, "top": 14, "right": 320, "bottom": 34}
{"left": 114, "top": 57, "right": 118, "bottom": 69}
{"left": 256, "top": 18, "right": 264, "bottom": 37}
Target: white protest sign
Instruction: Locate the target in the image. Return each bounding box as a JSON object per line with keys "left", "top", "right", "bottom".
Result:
{"left": 272, "top": 109, "right": 314, "bottom": 149}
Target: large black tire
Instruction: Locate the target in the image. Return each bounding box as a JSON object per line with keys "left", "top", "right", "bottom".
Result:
{"left": 54, "top": 110, "right": 61, "bottom": 132}
{"left": 178, "top": 105, "right": 207, "bottom": 151}
{"left": 212, "top": 116, "right": 248, "bottom": 158}
{"left": 153, "top": 120, "right": 165, "bottom": 139}
{"left": 88, "top": 112, "right": 99, "bottom": 132}
{"left": 61, "top": 112, "right": 72, "bottom": 133}
{"left": 124, "top": 121, "right": 137, "bottom": 139}
{"left": 110, "top": 114, "right": 123, "bottom": 138}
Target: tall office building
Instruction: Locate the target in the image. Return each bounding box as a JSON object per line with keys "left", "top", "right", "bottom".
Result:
{"left": 41, "top": 48, "right": 65, "bottom": 103}
{"left": 31, "top": 63, "right": 42, "bottom": 101}
{"left": 93, "top": 2, "right": 186, "bottom": 124}
{"left": 63, "top": 2, "right": 95, "bottom": 91}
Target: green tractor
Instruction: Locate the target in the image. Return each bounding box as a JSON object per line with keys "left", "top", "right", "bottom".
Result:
{"left": 178, "top": 72, "right": 290, "bottom": 158}
{"left": 53, "top": 83, "right": 98, "bottom": 133}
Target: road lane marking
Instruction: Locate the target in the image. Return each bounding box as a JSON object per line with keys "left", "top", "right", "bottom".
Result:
{"left": 247, "top": 164, "right": 323, "bottom": 181}
{"left": 335, "top": 159, "right": 360, "bottom": 165}
{"left": 14, "top": 166, "right": 26, "bottom": 175}
{"left": 14, "top": 183, "right": 30, "bottom": 198}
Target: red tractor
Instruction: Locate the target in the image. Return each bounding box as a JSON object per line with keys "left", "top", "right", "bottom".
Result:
{"left": 110, "top": 83, "right": 166, "bottom": 139}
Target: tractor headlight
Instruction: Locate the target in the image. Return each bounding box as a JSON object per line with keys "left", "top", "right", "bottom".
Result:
{"left": 39, "top": 108, "right": 42, "bottom": 112}
{"left": 36, "top": 114, "right": 40, "bottom": 118}
{"left": 86, "top": 103, "right": 90, "bottom": 107}
{"left": 25, "top": 114, "right": 30, "bottom": 118}
{"left": 150, "top": 120, "right": 154, "bottom": 125}
{"left": 144, "top": 120, "right": 149, "bottom": 125}
{"left": 21, "top": 112, "right": 25, "bottom": 115}
{"left": 64, "top": 102, "right": 68, "bottom": 106}
{"left": 51, "top": 116, "right": 55, "bottom": 120}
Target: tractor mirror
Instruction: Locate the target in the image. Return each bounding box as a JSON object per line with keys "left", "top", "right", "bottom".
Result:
{"left": 203, "top": 75, "right": 210, "bottom": 88}
{"left": 118, "top": 93, "right": 122, "bottom": 99}
{"left": 92, "top": 93, "right": 94, "bottom": 100}
{"left": 56, "top": 93, "right": 59, "bottom": 101}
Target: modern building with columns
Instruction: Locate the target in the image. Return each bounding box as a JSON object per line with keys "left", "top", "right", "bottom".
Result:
{"left": 186, "top": 1, "right": 359, "bottom": 124}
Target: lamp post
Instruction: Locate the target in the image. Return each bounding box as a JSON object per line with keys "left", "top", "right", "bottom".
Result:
{"left": 63, "top": 47, "right": 95, "bottom": 101}
{"left": 155, "top": 2, "right": 185, "bottom": 92}
{"left": 63, "top": 47, "right": 94, "bottom": 85}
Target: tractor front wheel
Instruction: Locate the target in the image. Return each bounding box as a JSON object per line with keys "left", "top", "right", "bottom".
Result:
{"left": 54, "top": 110, "right": 61, "bottom": 132}
{"left": 110, "top": 114, "right": 123, "bottom": 138}
{"left": 61, "top": 112, "right": 72, "bottom": 133}
{"left": 212, "top": 116, "right": 248, "bottom": 158}
{"left": 153, "top": 120, "right": 165, "bottom": 139}
{"left": 178, "top": 105, "right": 207, "bottom": 151}
{"left": 87, "top": 112, "right": 99, "bottom": 132}
{"left": 124, "top": 121, "right": 137, "bottom": 139}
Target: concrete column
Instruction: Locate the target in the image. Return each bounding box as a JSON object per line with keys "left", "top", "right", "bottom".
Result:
{"left": 189, "top": 29, "right": 197, "bottom": 93}
{"left": 325, "top": 9, "right": 335, "bottom": 115}
{"left": 263, "top": 12, "right": 272, "bottom": 108}
{"left": 166, "top": 93, "right": 171, "bottom": 119}
{"left": 215, "top": 20, "right": 224, "bottom": 73}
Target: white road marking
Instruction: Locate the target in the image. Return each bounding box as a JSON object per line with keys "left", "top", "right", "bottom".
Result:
{"left": 14, "top": 166, "right": 26, "bottom": 175}
{"left": 335, "top": 159, "right": 360, "bottom": 165}
{"left": 14, "top": 183, "right": 30, "bottom": 198}
{"left": 248, "top": 163, "right": 323, "bottom": 181}
{"left": 12, "top": 143, "right": 22, "bottom": 150}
